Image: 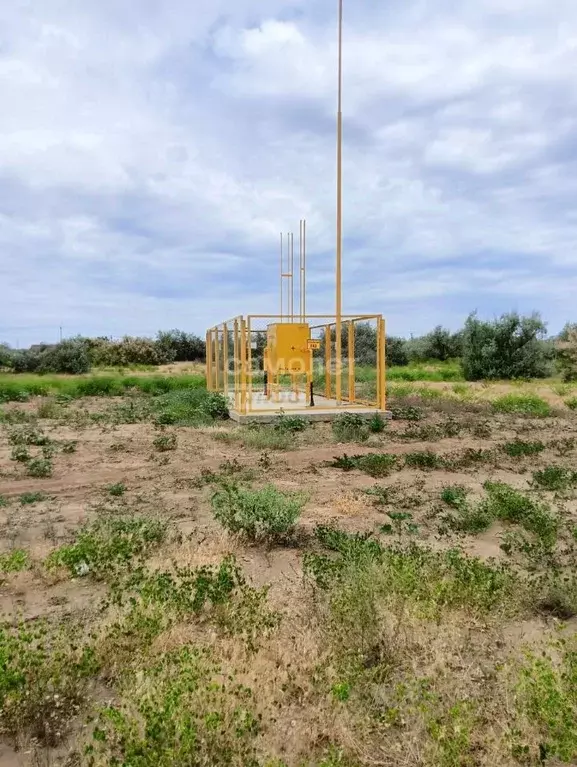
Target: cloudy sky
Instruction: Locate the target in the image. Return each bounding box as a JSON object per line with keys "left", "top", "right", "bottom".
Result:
{"left": 1, "top": 0, "right": 577, "bottom": 346}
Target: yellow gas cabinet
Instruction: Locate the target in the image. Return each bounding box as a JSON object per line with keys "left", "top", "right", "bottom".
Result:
{"left": 264, "top": 322, "right": 315, "bottom": 403}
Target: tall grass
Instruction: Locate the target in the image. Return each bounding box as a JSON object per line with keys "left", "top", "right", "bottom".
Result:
{"left": 387, "top": 361, "right": 464, "bottom": 382}
{"left": 0, "top": 373, "right": 205, "bottom": 402}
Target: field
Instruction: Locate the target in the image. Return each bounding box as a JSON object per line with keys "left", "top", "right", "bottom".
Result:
{"left": 2, "top": 370, "right": 577, "bottom": 766}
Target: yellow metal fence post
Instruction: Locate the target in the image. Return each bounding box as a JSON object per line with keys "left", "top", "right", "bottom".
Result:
{"left": 240, "top": 319, "right": 248, "bottom": 414}
{"left": 247, "top": 317, "right": 253, "bottom": 412}
{"left": 223, "top": 323, "right": 229, "bottom": 398}
{"left": 215, "top": 328, "right": 220, "bottom": 392}
{"left": 206, "top": 331, "right": 212, "bottom": 390}
{"left": 348, "top": 320, "right": 355, "bottom": 404}
{"left": 325, "top": 325, "right": 332, "bottom": 399}
{"left": 381, "top": 318, "right": 387, "bottom": 411}
{"left": 233, "top": 320, "right": 239, "bottom": 412}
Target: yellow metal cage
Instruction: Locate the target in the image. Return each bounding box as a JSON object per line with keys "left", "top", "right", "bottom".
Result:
{"left": 207, "top": 314, "right": 386, "bottom": 417}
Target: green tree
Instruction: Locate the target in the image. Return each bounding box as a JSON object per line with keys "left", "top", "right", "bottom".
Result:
{"left": 462, "top": 312, "right": 552, "bottom": 381}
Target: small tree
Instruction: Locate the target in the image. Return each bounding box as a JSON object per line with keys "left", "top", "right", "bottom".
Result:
{"left": 386, "top": 336, "right": 408, "bottom": 366}
{"left": 556, "top": 324, "right": 577, "bottom": 382}
{"left": 156, "top": 330, "right": 206, "bottom": 362}
{"left": 462, "top": 312, "right": 552, "bottom": 381}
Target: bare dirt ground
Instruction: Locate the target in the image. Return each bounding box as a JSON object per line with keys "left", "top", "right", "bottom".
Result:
{"left": 2, "top": 390, "right": 577, "bottom": 766}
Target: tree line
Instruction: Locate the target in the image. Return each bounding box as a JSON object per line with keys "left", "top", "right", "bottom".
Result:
{"left": 1, "top": 313, "right": 577, "bottom": 381}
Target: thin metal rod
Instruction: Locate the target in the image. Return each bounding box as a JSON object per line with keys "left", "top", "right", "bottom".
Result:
{"left": 303, "top": 219, "right": 307, "bottom": 320}
{"left": 335, "top": 0, "right": 343, "bottom": 403}
{"left": 280, "top": 233, "right": 283, "bottom": 322}
{"left": 289, "top": 232, "right": 295, "bottom": 322}
{"left": 299, "top": 220, "right": 303, "bottom": 323}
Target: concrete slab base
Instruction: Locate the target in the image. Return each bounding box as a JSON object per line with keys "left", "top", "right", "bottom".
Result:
{"left": 228, "top": 390, "right": 391, "bottom": 424}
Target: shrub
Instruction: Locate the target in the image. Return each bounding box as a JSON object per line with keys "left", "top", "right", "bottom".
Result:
{"left": 368, "top": 412, "right": 387, "bottom": 433}
{"left": 27, "top": 458, "right": 53, "bottom": 478}
{"left": 502, "top": 439, "right": 545, "bottom": 457}
{"left": 0, "top": 549, "right": 29, "bottom": 574}
{"left": 154, "top": 389, "right": 228, "bottom": 426}
{"left": 46, "top": 514, "right": 167, "bottom": 578}
{"left": 492, "top": 394, "right": 551, "bottom": 417}
{"left": 156, "top": 329, "right": 206, "bottom": 361}
{"left": 332, "top": 413, "right": 369, "bottom": 443}
{"left": 11, "top": 338, "right": 91, "bottom": 375}
{"left": 532, "top": 467, "right": 577, "bottom": 491}
{"left": 462, "top": 311, "right": 552, "bottom": 381}
{"left": 405, "top": 450, "right": 443, "bottom": 470}
{"left": 87, "top": 647, "right": 260, "bottom": 766}
{"left": 274, "top": 414, "right": 307, "bottom": 433}
{"left": 211, "top": 483, "right": 306, "bottom": 541}
{"left": 484, "top": 481, "right": 558, "bottom": 550}
{"left": 19, "top": 492, "right": 48, "bottom": 505}
{"left": 556, "top": 324, "right": 577, "bottom": 382}
{"left": 107, "top": 482, "right": 126, "bottom": 497}
{"left": 152, "top": 433, "right": 177, "bottom": 452}
{"left": 10, "top": 445, "right": 30, "bottom": 463}
{"left": 0, "top": 619, "right": 98, "bottom": 745}
{"left": 566, "top": 397, "right": 577, "bottom": 410}
{"left": 386, "top": 336, "right": 409, "bottom": 366}
{"left": 87, "top": 336, "right": 175, "bottom": 367}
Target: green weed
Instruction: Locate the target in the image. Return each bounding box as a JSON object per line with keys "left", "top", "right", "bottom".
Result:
{"left": 46, "top": 513, "right": 167, "bottom": 578}
{"left": 0, "top": 549, "right": 29, "bottom": 574}
{"left": 107, "top": 482, "right": 126, "bottom": 497}
{"left": 211, "top": 483, "right": 306, "bottom": 542}
{"left": 532, "top": 467, "right": 577, "bottom": 492}
{"left": 515, "top": 637, "right": 577, "bottom": 763}
{"left": 502, "top": 439, "right": 545, "bottom": 457}
{"left": 274, "top": 413, "right": 307, "bottom": 433}
{"left": 389, "top": 405, "right": 424, "bottom": 421}
{"left": 10, "top": 445, "right": 30, "bottom": 463}
{"left": 0, "top": 619, "right": 98, "bottom": 745}
{"left": 152, "top": 432, "right": 177, "bottom": 452}
{"left": 241, "top": 426, "right": 294, "bottom": 451}
{"left": 87, "top": 646, "right": 260, "bottom": 766}
{"left": 332, "top": 413, "right": 370, "bottom": 443}
{"left": 565, "top": 397, "right": 577, "bottom": 410}
{"left": 404, "top": 451, "right": 443, "bottom": 470}
{"left": 492, "top": 394, "right": 551, "bottom": 417}
{"left": 19, "top": 491, "right": 48, "bottom": 505}
{"left": 27, "top": 458, "right": 53, "bottom": 478}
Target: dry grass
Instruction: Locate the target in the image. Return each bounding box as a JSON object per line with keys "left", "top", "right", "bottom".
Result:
{"left": 2, "top": 383, "right": 577, "bottom": 765}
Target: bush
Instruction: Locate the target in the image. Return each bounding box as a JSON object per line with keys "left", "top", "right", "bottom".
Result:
{"left": 87, "top": 336, "right": 175, "bottom": 367}
{"left": 332, "top": 413, "right": 369, "bottom": 443}
{"left": 211, "top": 483, "right": 306, "bottom": 541}
{"left": 462, "top": 312, "right": 553, "bottom": 381}
{"left": 386, "top": 336, "right": 409, "bottom": 366}
{"left": 46, "top": 514, "right": 167, "bottom": 578}
{"left": 556, "top": 324, "right": 577, "bottom": 382}
{"left": 11, "top": 338, "right": 91, "bottom": 375}
{"left": 156, "top": 329, "right": 206, "bottom": 362}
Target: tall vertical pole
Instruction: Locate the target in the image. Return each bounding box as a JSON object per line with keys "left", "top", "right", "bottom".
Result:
{"left": 280, "top": 233, "right": 284, "bottom": 322}
{"left": 299, "top": 220, "right": 303, "bottom": 323}
{"left": 303, "top": 219, "right": 307, "bottom": 320}
{"left": 335, "top": 0, "right": 343, "bottom": 404}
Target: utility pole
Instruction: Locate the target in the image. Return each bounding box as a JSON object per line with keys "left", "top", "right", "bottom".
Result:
{"left": 59, "top": 326, "right": 63, "bottom": 343}
{"left": 335, "top": 0, "right": 344, "bottom": 404}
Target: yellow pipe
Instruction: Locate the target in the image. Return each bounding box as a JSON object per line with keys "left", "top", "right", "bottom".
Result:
{"left": 240, "top": 319, "right": 248, "bottom": 415}
{"left": 325, "top": 325, "right": 332, "bottom": 399}
{"left": 222, "top": 322, "right": 229, "bottom": 398}
{"left": 348, "top": 320, "right": 355, "bottom": 404}
{"left": 335, "top": 0, "right": 343, "bottom": 404}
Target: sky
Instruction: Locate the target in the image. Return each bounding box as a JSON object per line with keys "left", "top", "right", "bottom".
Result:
{"left": 1, "top": 0, "right": 577, "bottom": 347}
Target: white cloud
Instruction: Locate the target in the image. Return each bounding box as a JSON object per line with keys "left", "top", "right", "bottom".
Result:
{"left": 2, "top": 0, "right": 577, "bottom": 345}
